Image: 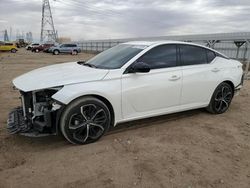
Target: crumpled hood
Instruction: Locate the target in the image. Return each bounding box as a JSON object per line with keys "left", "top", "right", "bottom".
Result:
{"left": 13, "top": 62, "right": 109, "bottom": 92}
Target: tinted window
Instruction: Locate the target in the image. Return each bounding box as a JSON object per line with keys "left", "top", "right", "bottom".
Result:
{"left": 67, "top": 44, "right": 76, "bottom": 47}
{"left": 180, "top": 45, "right": 207, "bottom": 66}
{"left": 137, "top": 45, "right": 177, "bottom": 69}
{"left": 206, "top": 49, "right": 216, "bottom": 63}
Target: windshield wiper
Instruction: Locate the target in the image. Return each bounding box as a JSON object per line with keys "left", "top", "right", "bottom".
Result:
{"left": 77, "top": 61, "right": 97, "bottom": 68}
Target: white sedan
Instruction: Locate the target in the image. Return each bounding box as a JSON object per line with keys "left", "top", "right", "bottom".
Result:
{"left": 8, "top": 41, "right": 244, "bottom": 144}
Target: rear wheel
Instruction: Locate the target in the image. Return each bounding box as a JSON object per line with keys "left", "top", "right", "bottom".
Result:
{"left": 206, "top": 82, "right": 233, "bottom": 114}
{"left": 11, "top": 49, "right": 17, "bottom": 53}
{"left": 60, "top": 97, "right": 111, "bottom": 144}
{"left": 35, "top": 49, "right": 39, "bottom": 53}
{"left": 71, "top": 50, "right": 78, "bottom": 55}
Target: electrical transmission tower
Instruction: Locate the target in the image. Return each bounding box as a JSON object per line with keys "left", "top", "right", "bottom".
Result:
{"left": 4, "top": 30, "right": 9, "bottom": 41}
{"left": 40, "top": 0, "right": 57, "bottom": 42}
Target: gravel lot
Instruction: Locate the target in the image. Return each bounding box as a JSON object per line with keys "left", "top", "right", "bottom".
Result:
{"left": 0, "top": 49, "right": 250, "bottom": 188}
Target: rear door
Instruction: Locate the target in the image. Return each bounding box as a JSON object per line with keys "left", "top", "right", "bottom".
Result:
{"left": 65, "top": 44, "right": 73, "bottom": 53}
{"left": 179, "top": 44, "right": 220, "bottom": 106}
{"left": 60, "top": 44, "right": 68, "bottom": 53}
{"left": 122, "top": 44, "right": 183, "bottom": 120}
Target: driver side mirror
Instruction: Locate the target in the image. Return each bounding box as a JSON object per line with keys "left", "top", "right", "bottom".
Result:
{"left": 128, "top": 61, "right": 150, "bottom": 73}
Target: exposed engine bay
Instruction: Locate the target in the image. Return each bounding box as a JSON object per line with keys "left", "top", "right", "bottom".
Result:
{"left": 7, "top": 88, "right": 63, "bottom": 137}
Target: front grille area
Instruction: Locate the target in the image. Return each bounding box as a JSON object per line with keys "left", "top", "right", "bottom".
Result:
{"left": 7, "top": 89, "right": 60, "bottom": 136}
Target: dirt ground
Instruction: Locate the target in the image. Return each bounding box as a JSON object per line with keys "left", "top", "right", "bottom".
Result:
{"left": 0, "top": 49, "right": 250, "bottom": 188}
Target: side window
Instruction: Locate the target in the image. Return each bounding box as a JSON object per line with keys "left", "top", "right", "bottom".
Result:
{"left": 180, "top": 45, "right": 207, "bottom": 66}
{"left": 206, "top": 49, "right": 216, "bottom": 63}
{"left": 137, "top": 44, "right": 177, "bottom": 69}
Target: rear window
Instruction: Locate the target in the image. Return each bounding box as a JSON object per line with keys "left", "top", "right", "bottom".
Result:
{"left": 180, "top": 45, "right": 207, "bottom": 66}
{"left": 5, "top": 43, "right": 13, "bottom": 46}
{"left": 206, "top": 49, "right": 216, "bottom": 63}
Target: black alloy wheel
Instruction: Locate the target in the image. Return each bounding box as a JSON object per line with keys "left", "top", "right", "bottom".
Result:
{"left": 60, "top": 97, "right": 111, "bottom": 144}
{"left": 206, "top": 82, "right": 233, "bottom": 114}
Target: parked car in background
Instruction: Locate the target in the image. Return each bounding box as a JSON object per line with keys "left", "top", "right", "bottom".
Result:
{"left": 16, "top": 39, "right": 28, "bottom": 48}
{"left": 0, "top": 42, "right": 18, "bottom": 53}
{"left": 32, "top": 43, "right": 55, "bottom": 53}
{"left": 49, "top": 43, "right": 81, "bottom": 55}
{"left": 8, "top": 41, "right": 244, "bottom": 145}
{"left": 26, "top": 43, "right": 40, "bottom": 50}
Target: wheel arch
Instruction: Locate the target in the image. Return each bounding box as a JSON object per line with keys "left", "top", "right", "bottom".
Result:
{"left": 56, "top": 94, "right": 115, "bottom": 134}
{"left": 207, "top": 80, "right": 235, "bottom": 107}
{"left": 87, "top": 94, "right": 115, "bottom": 127}
{"left": 223, "top": 80, "right": 235, "bottom": 96}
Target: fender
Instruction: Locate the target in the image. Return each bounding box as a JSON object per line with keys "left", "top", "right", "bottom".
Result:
{"left": 52, "top": 79, "right": 123, "bottom": 124}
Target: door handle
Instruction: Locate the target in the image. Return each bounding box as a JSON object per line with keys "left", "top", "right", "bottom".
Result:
{"left": 169, "top": 75, "right": 181, "bottom": 81}
{"left": 211, "top": 68, "right": 220, "bottom": 72}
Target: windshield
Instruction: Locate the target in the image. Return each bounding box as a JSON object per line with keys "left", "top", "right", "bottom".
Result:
{"left": 85, "top": 44, "right": 147, "bottom": 69}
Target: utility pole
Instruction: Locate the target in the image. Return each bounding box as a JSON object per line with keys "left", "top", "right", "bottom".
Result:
{"left": 40, "top": 0, "right": 57, "bottom": 43}
{"left": 4, "top": 30, "right": 9, "bottom": 41}
{"left": 10, "top": 27, "right": 12, "bottom": 41}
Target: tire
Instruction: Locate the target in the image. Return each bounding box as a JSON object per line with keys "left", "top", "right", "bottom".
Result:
{"left": 206, "top": 82, "right": 233, "bottom": 114}
{"left": 11, "top": 49, "right": 17, "bottom": 53}
{"left": 60, "top": 97, "right": 111, "bottom": 144}
{"left": 53, "top": 50, "right": 59, "bottom": 55}
{"left": 71, "top": 50, "right": 78, "bottom": 55}
{"left": 35, "top": 49, "right": 39, "bottom": 53}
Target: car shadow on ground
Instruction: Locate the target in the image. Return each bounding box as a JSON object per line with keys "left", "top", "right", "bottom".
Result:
{"left": 5, "top": 108, "right": 205, "bottom": 149}
{"left": 108, "top": 108, "right": 204, "bottom": 135}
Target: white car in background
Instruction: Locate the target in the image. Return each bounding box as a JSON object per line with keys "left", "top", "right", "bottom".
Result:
{"left": 8, "top": 41, "right": 244, "bottom": 144}
{"left": 26, "top": 43, "right": 40, "bottom": 50}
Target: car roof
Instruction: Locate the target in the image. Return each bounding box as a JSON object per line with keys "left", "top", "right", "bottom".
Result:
{"left": 124, "top": 40, "right": 203, "bottom": 46}
{"left": 124, "top": 40, "right": 228, "bottom": 58}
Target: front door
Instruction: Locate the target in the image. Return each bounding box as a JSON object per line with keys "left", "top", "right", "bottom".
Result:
{"left": 122, "top": 44, "right": 182, "bottom": 120}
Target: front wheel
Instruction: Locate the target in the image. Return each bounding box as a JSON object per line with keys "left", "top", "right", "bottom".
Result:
{"left": 53, "top": 50, "right": 59, "bottom": 55}
{"left": 206, "top": 82, "right": 233, "bottom": 114}
{"left": 60, "top": 97, "right": 111, "bottom": 144}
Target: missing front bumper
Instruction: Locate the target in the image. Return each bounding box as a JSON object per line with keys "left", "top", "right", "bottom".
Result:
{"left": 7, "top": 107, "right": 30, "bottom": 134}
{"left": 7, "top": 107, "right": 57, "bottom": 137}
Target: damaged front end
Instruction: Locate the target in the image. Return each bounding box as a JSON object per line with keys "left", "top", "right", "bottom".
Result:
{"left": 7, "top": 87, "right": 64, "bottom": 137}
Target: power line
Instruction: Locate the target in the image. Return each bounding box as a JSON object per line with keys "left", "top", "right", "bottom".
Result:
{"left": 55, "top": 0, "right": 122, "bottom": 19}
